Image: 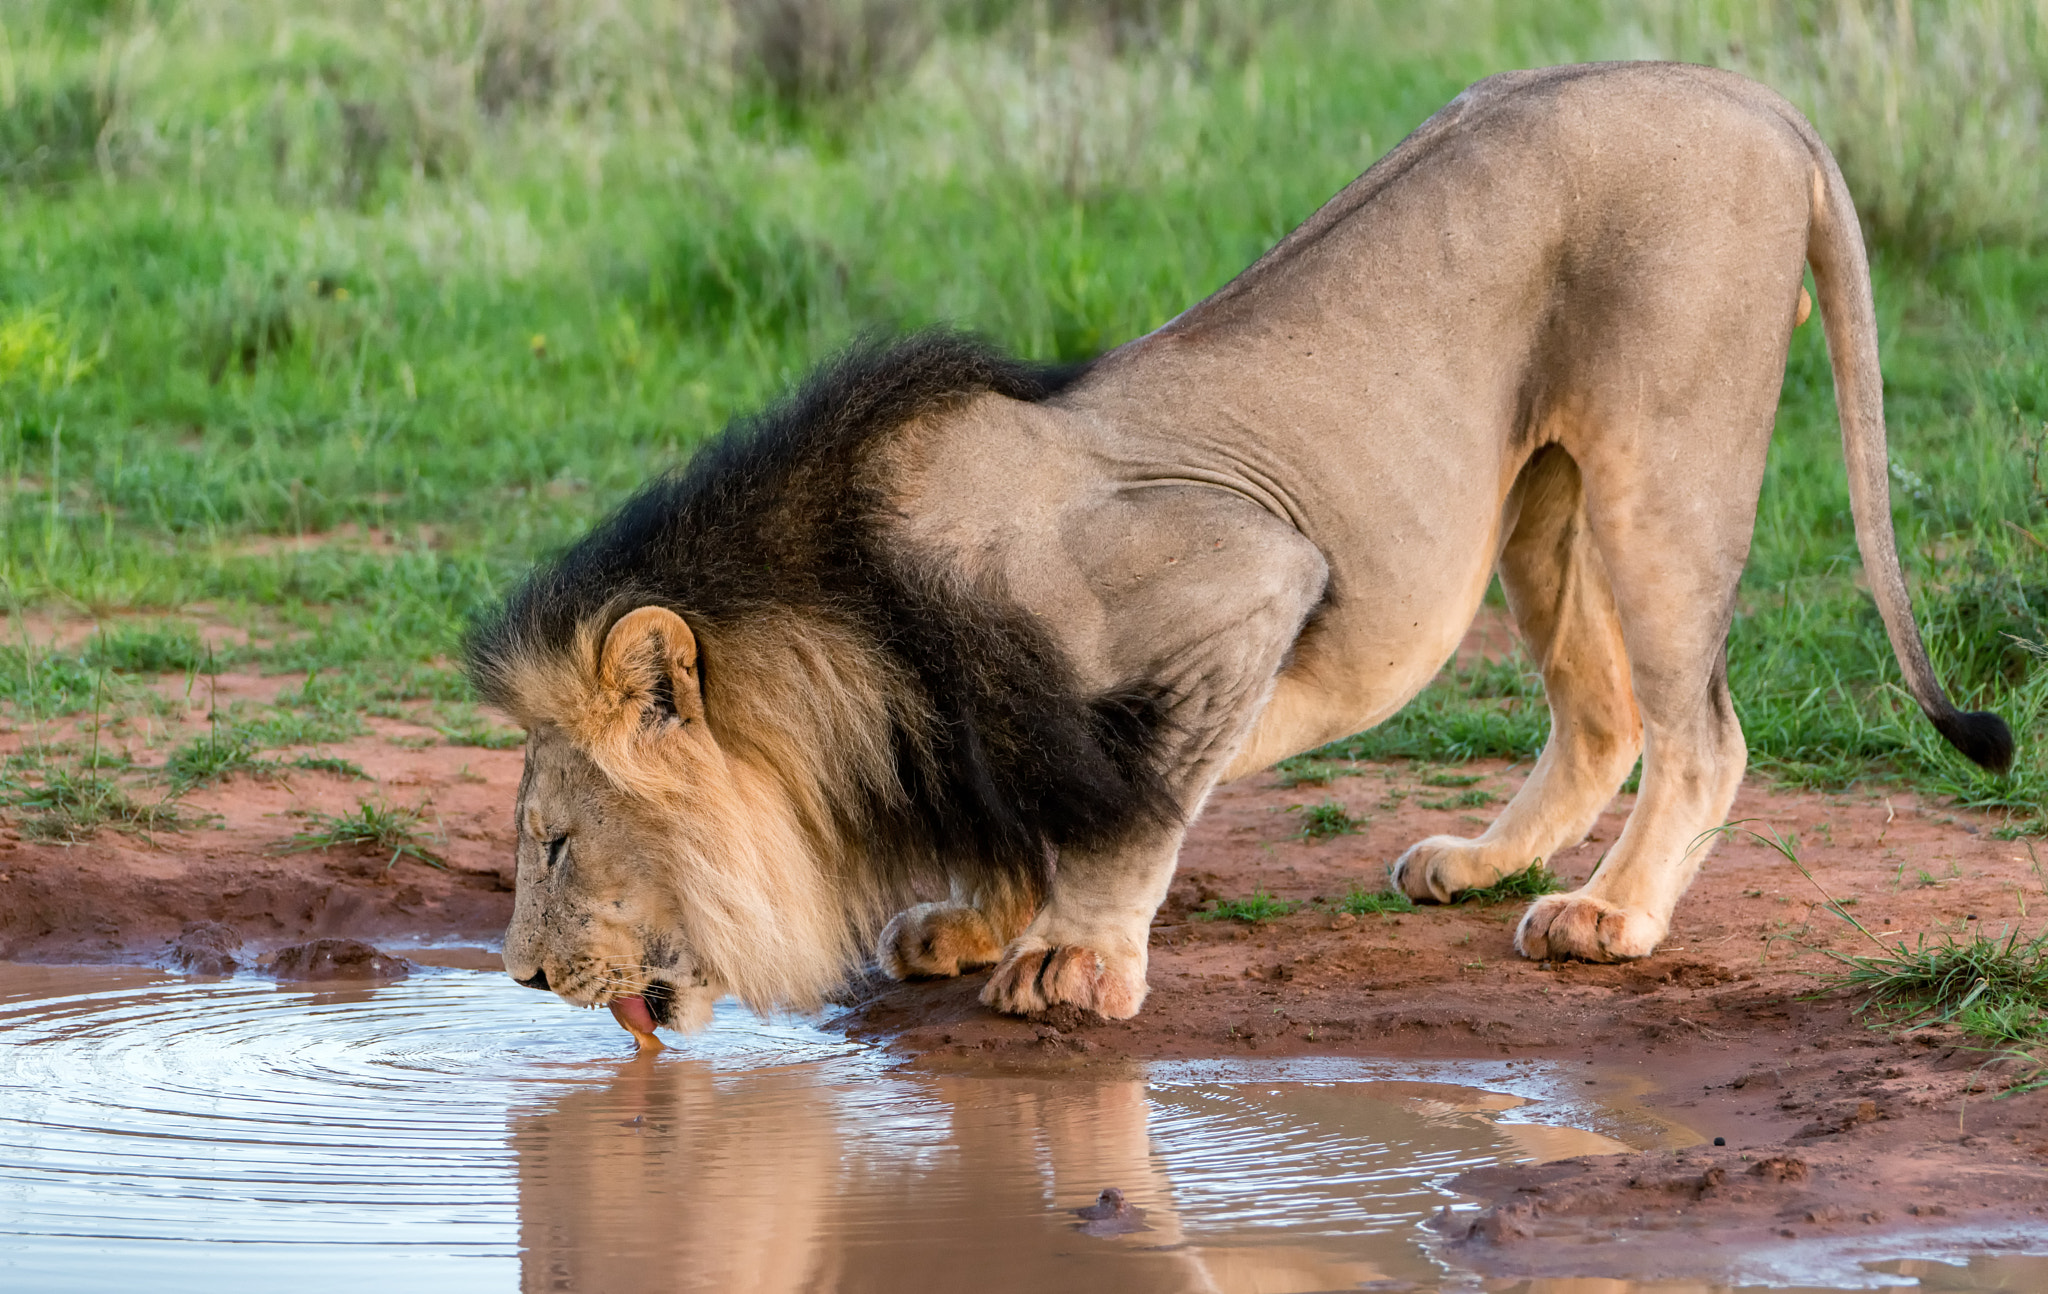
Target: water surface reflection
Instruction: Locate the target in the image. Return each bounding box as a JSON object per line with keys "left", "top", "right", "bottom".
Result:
{"left": 510, "top": 1051, "right": 1630, "bottom": 1293}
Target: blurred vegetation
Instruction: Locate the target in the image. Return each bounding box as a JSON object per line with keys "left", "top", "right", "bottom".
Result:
{"left": 0, "top": 0, "right": 2040, "bottom": 833}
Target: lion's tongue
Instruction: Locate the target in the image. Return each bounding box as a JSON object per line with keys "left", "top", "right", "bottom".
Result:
{"left": 609, "top": 995, "right": 659, "bottom": 1038}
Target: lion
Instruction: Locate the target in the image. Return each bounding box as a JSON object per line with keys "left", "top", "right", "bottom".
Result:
{"left": 468, "top": 62, "right": 2012, "bottom": 1035}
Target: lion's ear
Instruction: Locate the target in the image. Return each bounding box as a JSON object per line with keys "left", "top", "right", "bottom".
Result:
{"left": 599, "top": 606, "right": 704, "bottom": 726}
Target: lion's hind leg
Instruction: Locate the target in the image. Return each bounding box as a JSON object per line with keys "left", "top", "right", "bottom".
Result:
{"left": 876, "top": 879, "right": 1037, "bottom": 980}
{"left": 1394, "top": 446, "right": 1643, "bottom": 904}
{"left": 1513, "top": 338, "right": 1781, "bottom": 961}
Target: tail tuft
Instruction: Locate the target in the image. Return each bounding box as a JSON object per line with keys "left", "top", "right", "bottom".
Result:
{"left": 1933, "top": 708, "right": 2015, "bottom": 773}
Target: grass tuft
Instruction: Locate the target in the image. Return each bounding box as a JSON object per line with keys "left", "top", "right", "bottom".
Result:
{"left": 1420, "top": 785, "right": 1500, "bottom": 811}
{"left": 1291, "top": 799, "right": 1365, "bottom": 841}
{"left": 1196, "top": 889, "right": 1301, "bottom": 923}
{"left": 1731, "top": 820, "right": 2048, "bottom": 1086}
{"left": 1456, "top": 861, "right": 1564, "bottom": 905}
{"left": 1421, "top": 770, "right": 1486, "bottom": 788}
{"left": 1823, "top": 927, "right": 2048, "bottom": 1088}
{"left": 3, "top": 766, "right": 193, "bottom": 842}
{"left": 165, "top": 728, "right": 271, "bottom": 788}
{"left": 289, "top": 755, "right": 369, "bottom": 779}
{"left": 438, "top": 720, "right": 524, "bottom": 750}
{"left": 287, "top": 800, "right": 445, "bottom": 870}
{"left": 1324, "top": 884, "right": 1416, "bottom": 916}
{"left": 1273, "top": 755, "right": 1344, "bottom": 788}
{"left": 1828, "top": 926, "right": 2048, "bottom": 1032}
{"left": 85, "top": 624, "right": 209, "bottom": 675}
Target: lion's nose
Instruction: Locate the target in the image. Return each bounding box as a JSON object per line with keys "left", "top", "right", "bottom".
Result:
{"left": 514, "top": 967, "right": 550, "bottom": 991}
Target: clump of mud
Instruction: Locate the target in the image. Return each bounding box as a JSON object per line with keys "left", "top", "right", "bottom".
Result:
{"left": 266, "top": 938, "right": 414, "bottom": 982}
{"left": 162, "top": 921, "right": 244, "bottom": 976}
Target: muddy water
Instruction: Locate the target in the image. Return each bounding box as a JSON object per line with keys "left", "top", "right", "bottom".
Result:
{"left": 0, "top": 962, "right": 2033, "bottom": 1294}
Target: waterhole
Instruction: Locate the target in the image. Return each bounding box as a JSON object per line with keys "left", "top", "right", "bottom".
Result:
{"left": 0, "top": 959, "right": 2036, "bottom": 1294}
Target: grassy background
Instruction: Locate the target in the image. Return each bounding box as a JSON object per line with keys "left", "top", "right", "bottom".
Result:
{"left": 1, "top": 0, "right": 2044, "bottom": 833}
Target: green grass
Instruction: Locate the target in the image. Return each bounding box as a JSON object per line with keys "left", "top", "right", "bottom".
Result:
{"left": 1, "top": 763, "right": 196, "bottom": 842}
{"left": 84, "top": 623, "right": 210, "bottom": 675}
{"left": 1824, "top": 927, "right": 2048, "bottom": 1087}
{"left": 1196, "top": 889, "right": 1302, "bottom": 923}
{"left": 1291, "top": 799, "right": 1366, "bottom": 841}
{"left": 1273, "top": 755, "right": 1346, "bottom": 788}
{"left": 1325, "top": 883, "right": 1417, "bottom": 916}
{"left": 1421, "top": 770, "right": 1486, "bottom": 788}
{"left": 165, "top": 727, "right": 271, "bottom": 788}
{"left": 288, "top": 755, "right": 368, "bottom": 779}
{"left": 437, "top": 717, "right": 525, "bottom": 750}
{"left": 1200, "top": 881, "right": 1416, "bottom": 921}
{"left": 1419, "top": 786, "right": 1500, "bottom": 811}
{"left": 287, "top": 800, "right": 445, "bottom": 870}
{"left": 1455, "top": 862, "right": 1565, "bottom": 905}
{"left": 0, "top": 0, "right": 2038, "bottom": 837}
{"left": 1311, "top": 653, "right": 1550, "bottom": 766}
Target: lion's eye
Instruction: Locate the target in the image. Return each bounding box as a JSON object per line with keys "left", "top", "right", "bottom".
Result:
{"left": 544, "top": 835, "right": 569, "bottom": 869}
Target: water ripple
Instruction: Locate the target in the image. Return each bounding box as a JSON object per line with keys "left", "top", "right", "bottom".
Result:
{"left": 0, "top": 964, "right": 1642, "bottom": 1294}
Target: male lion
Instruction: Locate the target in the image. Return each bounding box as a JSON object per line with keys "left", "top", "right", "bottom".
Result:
{"left": 469, "top": 62, "right": 2011, "bottom": 1035}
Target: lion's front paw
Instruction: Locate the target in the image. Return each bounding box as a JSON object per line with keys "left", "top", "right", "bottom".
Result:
{"left": 978, "top": 938, "right": 1147, "bottom": 1019}
{"left": 877, "top": 902, "right": 1003, "bottom": 980}
{"left": 1393, "top": 835, "right": 1523, "bottom": 904}
{"left": 1514, "top": 892, "right": 1664, "bottom": 962}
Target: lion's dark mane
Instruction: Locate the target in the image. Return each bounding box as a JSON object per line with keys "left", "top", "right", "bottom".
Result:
{"left": 467, "top": 332, "right": 1175, "bottom": 895}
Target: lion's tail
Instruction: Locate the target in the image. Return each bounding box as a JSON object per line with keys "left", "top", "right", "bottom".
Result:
{"left": 1803, "top": 134, "right": 2014, "bottom": 772}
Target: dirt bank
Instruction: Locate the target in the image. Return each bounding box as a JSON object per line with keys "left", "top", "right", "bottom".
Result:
{"left": 4, "top": 728, "right": 2045, "bottom": 1281}
{"left": 0, "top": 723, "right": 521, "bottom": 963}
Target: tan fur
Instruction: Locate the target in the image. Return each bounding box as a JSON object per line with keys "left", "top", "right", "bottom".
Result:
{"left": 876, "top": 876, "right": 1038, "bottom": 978}
{"left": 877, "top": 904, "right": 1004, "bottom": 978}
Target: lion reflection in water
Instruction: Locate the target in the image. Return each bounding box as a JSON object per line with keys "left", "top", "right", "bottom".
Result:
{"left": 509, "top": 1059, "right": 1623, "bottom": 1293}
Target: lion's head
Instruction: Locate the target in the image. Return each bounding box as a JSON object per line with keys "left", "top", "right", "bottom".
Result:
{"left": 490, "top": 605, "right": 889, "bottom": 1031}
{"left": 502, "top": 720, "right": 720, "bottom": 1033}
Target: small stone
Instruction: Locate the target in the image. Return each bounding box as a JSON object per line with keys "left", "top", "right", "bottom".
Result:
{"left": 267, "top": 938, "right": 414, "bottom": 982}
{"left": 1749, "top": 1156, "right": 1809, "bottom": 1183}
{"left": 1466, "top": 1201, "right": 1537, "bottom": 1244}
{"left": 1072, "top": 1187, "right": 1151, "bottom": 1236}
{"left": 164, "top": 921, "right": 244, "bottom": 976}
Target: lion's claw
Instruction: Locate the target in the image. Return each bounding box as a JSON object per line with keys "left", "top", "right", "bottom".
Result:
{"left": 1515, "top": 891, "right": 1663, "bottom": 962}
